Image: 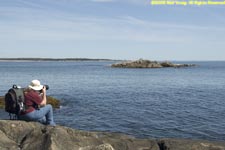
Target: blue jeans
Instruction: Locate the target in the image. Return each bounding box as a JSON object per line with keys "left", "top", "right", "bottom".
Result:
{"left": 19, "top": 104, "right": 56, "bottom": 126}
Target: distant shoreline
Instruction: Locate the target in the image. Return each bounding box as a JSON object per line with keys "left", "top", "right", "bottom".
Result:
{"left": 0, "top": 58, "right": 115, "bottom": 62}
{"left": 0, "top": 58, "right": 224, "bottom": 62}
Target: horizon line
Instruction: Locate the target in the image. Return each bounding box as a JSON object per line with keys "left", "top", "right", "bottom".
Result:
{"left": 0, "top": 58, "right": 224, "bottom": 62}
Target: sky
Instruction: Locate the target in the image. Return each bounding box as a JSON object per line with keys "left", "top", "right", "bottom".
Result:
{"left": 0, "top": 0, "right": 225, "bottom": 60}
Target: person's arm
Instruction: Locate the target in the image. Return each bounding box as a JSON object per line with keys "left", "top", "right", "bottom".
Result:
{"left": 40, "top": 86, "right": 47, "bottom": 106}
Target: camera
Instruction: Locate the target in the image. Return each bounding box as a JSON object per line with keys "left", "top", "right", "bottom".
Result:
{"left": 39, "top": 85, "right": 49, "bottom": 93}
{"left": 39, "top": 85, "right": 49, "bottom": 92}
{"left": 44, "top": 85, "right": 49, "bottom": 90}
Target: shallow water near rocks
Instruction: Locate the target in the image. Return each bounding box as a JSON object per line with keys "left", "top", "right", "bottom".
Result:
{"left": 0, "top": 61, "right": 224, "bottom": 141}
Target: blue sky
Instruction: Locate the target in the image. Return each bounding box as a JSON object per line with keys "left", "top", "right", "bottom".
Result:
{"left": 0, "top": 0, "right": 225, "bottom": 60}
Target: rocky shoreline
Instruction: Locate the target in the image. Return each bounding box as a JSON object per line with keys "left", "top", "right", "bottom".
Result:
{"left": 0, "top": 58, "right": 113, "bottom": 62}
{"left": 0, "top": 120, "right": 224, "bottom": 150}
{"left": 111, "top": 59, "right": 196, "bottom": 68}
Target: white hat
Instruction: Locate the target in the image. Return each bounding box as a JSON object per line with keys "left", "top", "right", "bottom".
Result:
{"left": 28, "top": 80, "right": 43, "bottom": 91}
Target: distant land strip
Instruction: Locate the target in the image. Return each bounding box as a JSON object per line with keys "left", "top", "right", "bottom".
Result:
{"left": 0, "top": 58, "right": 115, "bottom": 61}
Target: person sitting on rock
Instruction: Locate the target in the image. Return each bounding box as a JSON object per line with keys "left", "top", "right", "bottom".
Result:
{"left": 18, "top": 79, "right": 56, "bottom": 126}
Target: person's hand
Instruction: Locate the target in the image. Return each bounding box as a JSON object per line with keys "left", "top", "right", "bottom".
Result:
{"left": 40, "top": 86, "right": 47, "bottom": 105}
{"left": 42, "top": 86, "right": 46, "bottom": 94}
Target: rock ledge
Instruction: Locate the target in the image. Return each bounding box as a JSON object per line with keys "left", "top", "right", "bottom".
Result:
{"left": 0, "top": 120, "right": 224, "bottom": 150}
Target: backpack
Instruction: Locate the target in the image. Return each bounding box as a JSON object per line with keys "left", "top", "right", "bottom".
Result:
{"left": 4, "top": 85, "right": 26, "bottom": 119}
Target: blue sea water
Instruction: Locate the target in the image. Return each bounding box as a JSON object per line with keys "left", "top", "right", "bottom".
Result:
{"left": 0, "top": 61, "right": 224, "bottom": 141}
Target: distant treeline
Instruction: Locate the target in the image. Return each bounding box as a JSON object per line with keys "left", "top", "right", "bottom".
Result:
{"left": 0, "top": 58, "right": 113, "bottom": 61}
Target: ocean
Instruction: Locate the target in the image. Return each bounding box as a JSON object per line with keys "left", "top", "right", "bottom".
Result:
{"left": 0, "top": 61, "right": 224, "bottom": 141}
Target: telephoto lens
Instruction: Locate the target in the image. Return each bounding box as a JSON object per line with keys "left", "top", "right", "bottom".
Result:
{"left": 45, "top": 85, "right": 49, "bottom": 90}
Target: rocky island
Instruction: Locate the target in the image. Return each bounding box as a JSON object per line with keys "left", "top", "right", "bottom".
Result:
{"left": 0, "top": 120, "right": 224, "bottom": 150}
{"left": 111, "top": 59, "right": 196, "bottom": 68}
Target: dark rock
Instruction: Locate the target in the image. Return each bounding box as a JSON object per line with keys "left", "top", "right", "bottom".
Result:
{"left": 157, "top": 139, "right": 225, "bottom": 150}
{"left": 160, "top": 61, "right": 175, "bottom": 67}
{"left": 111, "top": 59, "right": 196, "bottom": 68}
{"left": 173, "top": 64, "right": 196, "bottom": 68}
{"left": 0, "top": 120, "right": 224, "bottom": 150}
{"left": 45, "top": 96, "right": 61, "bottom": 108}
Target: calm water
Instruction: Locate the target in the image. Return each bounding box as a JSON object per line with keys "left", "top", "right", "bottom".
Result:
{"left": 0, "top": 61, "right": 224, "bottom": 141}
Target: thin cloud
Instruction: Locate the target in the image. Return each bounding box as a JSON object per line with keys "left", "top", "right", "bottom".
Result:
{"left": 90, "top": 0, "right": 114, "bottom": 2}
{"left": 0, "top": 0, "right": 224, "bottom": 44}
{"left": 0, "top": 13, "right": 219, "bottom": 44}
